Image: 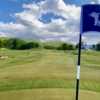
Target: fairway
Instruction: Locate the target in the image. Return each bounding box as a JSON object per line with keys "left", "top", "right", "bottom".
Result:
{"left": 0, "top": 48, "right": 100, "bottom": 100}
{"left": 0, "top": 89, "right": 100, "bottom": 100}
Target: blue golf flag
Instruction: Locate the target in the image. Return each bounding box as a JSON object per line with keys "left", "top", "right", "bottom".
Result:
{"left": 81, "top": 4, "right": 100, "bottom": 33}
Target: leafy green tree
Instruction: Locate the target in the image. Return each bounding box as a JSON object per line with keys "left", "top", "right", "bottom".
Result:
{"left": 20, "top": 42, "right": 40, "bottom": 49}
{"left": 96, "top": 43, "right": 100, "bottom": 51}
{"left": 57, "top": 43, "right": 75, "bottom": 50}
{"left": 0, "top": 38, "right": 8, "bottom": 48}
{"left": 44, "top": 45, "right": 57, "bottom": 50}
{"left": 0, "top": 39, "right": 3, "bottom": 48}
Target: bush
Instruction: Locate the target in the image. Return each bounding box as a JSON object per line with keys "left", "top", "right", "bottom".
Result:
{"left": 0, "top": 38, "right": 40, "bottom": 50}
{"left": 0, "top": 38, "right": 75, "bottom": 50}
{"left": 96, "top": 43, "right": 100, "bottom": 51}
{"left": 19, "top": 42, "right": 40, "bottom": 49}
{"left": 6, "top": 38, "right": 26, "bottom": 49}
{"left": 0, "top": 39, "right": 3, "bottom": 48}
{"left": 0, "top": 38, "right": 8, "bottom": 48}
{"left": 57, "top": 43, "right": 75, "bottom": 50}
{"left": 44, "top": 45, "right": 57, "bottom": 50}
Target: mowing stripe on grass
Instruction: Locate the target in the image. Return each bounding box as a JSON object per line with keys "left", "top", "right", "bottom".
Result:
{"left": 0, "top": 79, "right": 100, "bottom": 92}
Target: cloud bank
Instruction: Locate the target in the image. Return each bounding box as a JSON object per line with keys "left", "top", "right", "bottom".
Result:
{"left": 0, "top": 0, "right": 100, "bottom": 44}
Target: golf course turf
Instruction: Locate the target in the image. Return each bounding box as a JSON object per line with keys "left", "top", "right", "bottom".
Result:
{"left": 0, "top": 48, "right": 100, "bottom": 100}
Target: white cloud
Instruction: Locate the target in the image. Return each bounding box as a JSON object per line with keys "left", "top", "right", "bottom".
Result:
{"left": 0, "top": 0, "right": 99, "bottom": 44}
{"left": 0, "top": 22, "right": 25, "bottom": 31}
{"left": 0, "top": 22, "right": 28, "bottom": 38}
{"left": 40, "top": 0, "right": 80, "bottom": 20}
{"left": 14, "top": 0, "right": 80, "bottom": 37}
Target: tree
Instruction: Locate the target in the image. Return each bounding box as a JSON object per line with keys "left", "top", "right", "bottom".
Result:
{"left": 57, "top": 43, "right": 75, "bottom": 50}
{"left": 44, "top": 45, "right": 56, "bottom": 50}
{"left": 0, "top": 39, "right": 3, "bottom": 48}
{"left": 20, "top": 42, "right": 40, "bottom": 49}
{"left": 96, "top": 43, "right": 100, "bottom": 51}
{"left": 0, "top": 38, "right": 41, "bottom": 50}
{"left": 0, "top": 38, "right": 8, "bottom": 48}
{"left": 6, "top": 38, "right": 26, "bottom": 49}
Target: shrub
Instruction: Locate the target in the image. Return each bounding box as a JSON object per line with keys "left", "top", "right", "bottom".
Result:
{"left": 6, "top": 38, "right": 26, "bottom": 49}
{"left": 44, "top": 45, "right": 57, "bottom": 50}
{"left": 57, "top": 43, "right": 75, "bottom": 50}
{"left": 19, "top": 42, "right": 40, "bottom": 49}
{"left": 0, "top": 38, "right": 41, "bottom": 50}
{"left": 96, "top": 43, "right": 100, "bottom": 51}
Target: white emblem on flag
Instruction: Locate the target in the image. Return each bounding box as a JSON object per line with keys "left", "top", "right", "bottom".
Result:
{"left": 90, "top": 12, "right": 100, "bottom": 26}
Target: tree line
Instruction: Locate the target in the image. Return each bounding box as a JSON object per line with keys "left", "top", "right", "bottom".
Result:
{"left": 0, "top": 38, "right": 39, "bottom": 50}
{"left": 0, "top": 38, "right": 100, "bottom": 51}
{"left": 92, "top": 43, "right": 100, "bottom": 51}
{"left": 0, "top": 38, "right": 76, "bottom": 50}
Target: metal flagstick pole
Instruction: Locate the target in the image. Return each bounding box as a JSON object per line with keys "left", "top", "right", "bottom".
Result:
{"left": 75, "top": 4, "right": 100, "bottom": 100}
{"left": 75, "top": 33, "right": 82, "bottom": 100}
{"left": 75, "top": 6, "right": 82, "bottom": 100}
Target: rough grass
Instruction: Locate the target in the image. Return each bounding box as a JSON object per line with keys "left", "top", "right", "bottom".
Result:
{"left": 0, "top": 48, "right": 100, "bottom": 100}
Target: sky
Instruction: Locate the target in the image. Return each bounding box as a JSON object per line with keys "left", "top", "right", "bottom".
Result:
{"left": 0, "top": 0, "right": 100, "bottom": 44}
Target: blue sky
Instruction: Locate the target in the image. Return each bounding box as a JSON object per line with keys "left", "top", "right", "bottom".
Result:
{"left": 0, "top": 0, "right": 30, "bottom": 22}
{"left": 0, "top": 0, "right": 98, "bottom": 23}
{"left": 0, "top": 0, "right": 100, "bottom": 44}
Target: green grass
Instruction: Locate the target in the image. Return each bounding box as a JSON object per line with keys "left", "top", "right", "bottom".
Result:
{"left": 0, "top": 48, "right": 43, "bottom": 68}
{"left": 0, "top": 79, "right": 74, "bottom": 91}
{"left": 0, "top": 89, "right": 100, "bottom": 100}
{"left": 0, "top": 48, "right": 100, "bottom": 100}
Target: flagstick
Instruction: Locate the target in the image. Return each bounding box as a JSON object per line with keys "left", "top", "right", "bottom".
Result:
{"left": 76, "top": 33, "right": 82, "bottom": 100}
